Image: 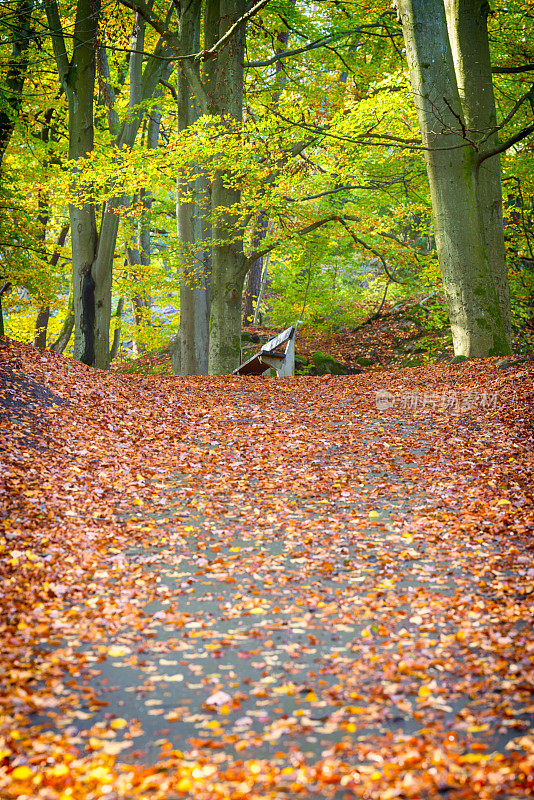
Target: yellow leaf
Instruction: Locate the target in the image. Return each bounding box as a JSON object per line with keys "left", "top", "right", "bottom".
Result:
{"left": 110, "top": 717, "right": 128, "bottom": 730}
{"left": 467, "top": 724, "right": 489, "bottom": 732}
{"left": 176, "top": 777, "right": 193, "bottom": 792}
{"left": 369, "top": 510, "right": 380, "bottom": 518}
{"left": 107, "top": 645, "right": 131, "bottom": 657}
{"left": 459, "top": 753, "right": 485, "bottom": 764}
{"left": 220, "top": 704, "right": 231, "bottom": 715}
{"left": 47, "top": 764, "right": 69, "bottom": 778}
{"left": 88, "top": 765, "right": 112, "bottom": 781}
{"left": 305, "top": 691, "right": 318, "bottom": 702}
{"left": 418, "top": 685, "right": 432, "bottom": 698}
{"left": 89, "top": 737, "right": 104, "bottom": 749}
{"left": 12, "top": 765, "right": 33, "bottom": 780}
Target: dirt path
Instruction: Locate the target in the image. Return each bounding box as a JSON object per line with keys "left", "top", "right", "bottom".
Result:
{"left": 1, "top": 343, "right": 533, "bottom": 799}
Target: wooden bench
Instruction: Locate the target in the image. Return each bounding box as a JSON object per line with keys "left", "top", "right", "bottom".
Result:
{"left": 233, "top": 326, "right": 296, "bottom": 377}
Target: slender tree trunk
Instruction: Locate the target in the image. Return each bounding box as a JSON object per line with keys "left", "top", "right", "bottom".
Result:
{"left": 207, "top": 0, "right": 247, "bottom": 374}
{"left": 242, "top": 18, "right": 291, "bottom": 326}
{"left": 34, "top": 308, "right": 50, "bottom": 348}
{"left": 33, "top": 192, "right": 50, "bottom": 348}
{"left": 243, "top": 213, "right": 268, "bottom": 324}
{"left": 396, "top": 0, "right": 511, "bottom": 357}
{"left": 109, "top": 296, "right": 124, "bottom": 362}
{"left": 126, "top": 102, "right": 161, "bottom": 352}
{"left": 0, "top": 283, "right": 12, "bottom": 338}
{"left": 50, "top": 295, "right": 74, "bottom": 354}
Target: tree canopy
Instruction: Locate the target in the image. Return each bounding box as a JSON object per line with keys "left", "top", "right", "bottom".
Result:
{"left": 0, "top": 0, "right": 532, "bottom": 369}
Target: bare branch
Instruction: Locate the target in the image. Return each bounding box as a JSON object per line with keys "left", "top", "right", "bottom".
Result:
{"left": 246, "top": 215, "right": 340, "bottom": 266}
{"left": 245, "top": 31, "right": 351, "bottom": 68}
{"left": 484, "top": 84, "right": 534, "bottom": 143}
{"left": 44, "top": 0, "right": 70, "bottom": 93}
{"left": 337, "top": 218, "right": 408, "bottom": 284}
{"left": 198, "top": 0, "right": 271, "bottom": 62}
{"left": 246, "top": 214, "right": 409, "bottom": 285}
{"left": 477, "top": 124, "right": 534, "bottom": 168}
{"left": 492, "top": 64, "right": 534, "bottom": 74}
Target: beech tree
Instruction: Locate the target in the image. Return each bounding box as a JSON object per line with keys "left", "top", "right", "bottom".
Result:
{"left": 45, "top": 0, "right": 173, "bottom": 368}
{"left": 395, "top": 0, "right": 531, "bottom": 357}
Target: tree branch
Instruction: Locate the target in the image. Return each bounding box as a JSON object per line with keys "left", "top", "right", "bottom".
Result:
{"left": 246, "top": 215, "right": 340, "bottom": 266}
{"left": 477, "top": 124, "right": 534, "bottom": 168}
{"left": 492, "top": 64, "right": 534, "bottom": 74}
{"left": 482, "top": 84, "right": 534, "bottom": 144}
{"left": 246, "top": 214, "right": 409, "bottom": 285}
{"left": 44, "top": 0, "right": 71, "bottom": 94}
{"left": 337, "top": 218, "right": 408, "bottom": 284}
{"left": 198, "top": 0, "right": 271, "bottom": 62}
{"left": 244, "top": 32, "right": 349, "bottom": 67}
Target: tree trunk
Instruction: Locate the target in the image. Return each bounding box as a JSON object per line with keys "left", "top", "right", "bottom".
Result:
{"left": 0, "top": 283, "right": 12, "bottom": 338}
{"left": 50, "top": 295, "right": 74, "bottom": 354}
{"left": 176, "top": 0, "right": 210, "bottom": 375}
{"left": 109, "top": 296, "right": 124, "bottom": 362}
{"left": 34, "top": 307, "right": 50, "bottom": 348}
{"left": 444, "top": 0, "right": 511, "bottom": 341}
{"left": 66, "top": 0, "right": 99, "bottom": 366}
{"left": 46, "top": 0, "right": 100, "bottom": 365}
{"left": 243, "top": 213, "right": 268, "bottom": 324}
{"left": 242, "top": 19, "right": 291, "bottom": 326}
{"left": 396, "top": 0, "right": 511, "bottom": 357}
{"left": 207, "top": 0, "right": 247, "bottom": 374}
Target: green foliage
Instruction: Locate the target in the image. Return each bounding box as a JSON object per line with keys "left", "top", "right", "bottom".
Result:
{"left": 0, "top": 0, "right": 531, "bottom": 365}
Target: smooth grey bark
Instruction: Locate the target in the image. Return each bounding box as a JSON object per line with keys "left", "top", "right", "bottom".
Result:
{"left": 396, "top": 0, "right": 511, "bottom": 356}
{"left": 242, "top": 17, "right": 292, "bottom": 325}
{"left": 444, "top": 0, "right": 511, "bottom": 341}
{"left": 175, "top": 0, "right": 210, "bottom": 375}
{"left": 46, "top": 0, "right": 100, "bottom": 365}
{"left": 126, "top": 98, "right": 162, "bottom": 355}
{"left": 206, "top": 0, "right": 247, "bottom": 374}
{"left": 109, "top": 296, "right": 124, "bottom": 361}
{"left": 50, "top": 294, "right": 74, "bottom": 353}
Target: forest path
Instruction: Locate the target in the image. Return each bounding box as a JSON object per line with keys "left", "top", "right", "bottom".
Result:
{"left": 1, "top": 343, "right": 533, "bottom": 799}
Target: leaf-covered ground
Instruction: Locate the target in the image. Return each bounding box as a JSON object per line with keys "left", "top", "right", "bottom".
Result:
{"left": 1, "top": 342, "right": 533, "bottom": 799}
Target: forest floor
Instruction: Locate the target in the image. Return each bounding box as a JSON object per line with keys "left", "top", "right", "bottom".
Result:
{"left": 0, "top": 338, "right": 533, "bottom": 800}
